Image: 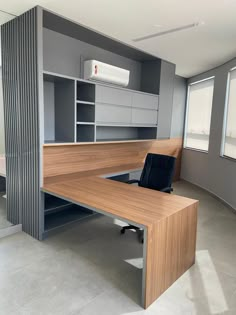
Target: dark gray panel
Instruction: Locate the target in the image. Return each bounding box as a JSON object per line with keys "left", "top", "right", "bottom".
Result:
{"left": 44, "top": 81, "right": 55, "bottom": 141}
{"left": 43, "top": 9, "right": 156, "bottom": 62}
{"left": 77, "top": 124, "right": 95, "bottom": 142}
{"left": 1, "top": 7, "right": 43, "bottom": 239}
{"left": 170, "top": 75, "right": 187, "bottom": 138}
{"left": 141, "top": 60, "right": 161, "bottom": 94}
{"left": 43, "top": 28, "right": 142, "bottom": 91}
{"left": 157, "top": 61, "right": 176, "bottom": 139}
{"left": 0, "top": 176, "right": 6, "bottom": 192}
{"left": 55, "top": 80, "right": 75, "bottom": 142}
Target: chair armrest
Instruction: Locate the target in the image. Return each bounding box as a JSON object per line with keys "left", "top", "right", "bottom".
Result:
{"left": 160, "top": 187, "right": 173, "bottom": 193}
{"left": 125, "top": 179, "right": 140, "bottom": 185}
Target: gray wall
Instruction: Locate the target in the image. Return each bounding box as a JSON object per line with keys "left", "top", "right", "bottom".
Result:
{"left": 181, "top": 58, "right": 236, "bottom": 209}
{"left": 157, "top": 61, "right": 176, "bottom": 139}
{"left": 43, "top": 28, "right": 142, "bottom": 91}
{"left": 44, "top": 81, "right": 55, "bottom": 141}
{"left": 0, "top": 68, "right": 5, "bottom": 154}
{"left": 171, "top": 75, "right": 187, "bottom": 138}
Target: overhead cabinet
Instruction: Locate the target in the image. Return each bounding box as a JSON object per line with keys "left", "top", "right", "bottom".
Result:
{"left": 43, "top": 72, "right": 159, "bottom": 143}
{"left": 132, "top": 93, "right": 158, "bottom": 110}
{"left": 95, "top": 83, "right": 159, "bottom": 126}
{"left": 96, "top": 84, "right": 132, "bottom": 107}
{"left": 132, "top": 108, "right": 158, "bottom": 125}
{"left": 96, "top": 103, "right": 132, "bottom": 124}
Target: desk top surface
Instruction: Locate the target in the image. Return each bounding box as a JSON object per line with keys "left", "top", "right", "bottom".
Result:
{"left": 43, "top": 163, "right": 198, "bottom": 228}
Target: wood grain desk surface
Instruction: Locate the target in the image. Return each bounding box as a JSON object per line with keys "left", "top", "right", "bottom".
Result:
{"left": 43, "top": 163, "right": 198, "bottom": 228}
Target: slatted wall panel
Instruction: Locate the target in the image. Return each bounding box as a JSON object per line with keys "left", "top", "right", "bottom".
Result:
{"left": 1, "top": 7, "right": 43, "bottom": 239}
{"left": 1, "top": 18, "right": 21, "bottom": 224}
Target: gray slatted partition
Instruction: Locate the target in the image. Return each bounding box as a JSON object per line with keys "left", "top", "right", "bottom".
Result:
{"left": 1, "top": 7, "right": 43, "bottom": 239}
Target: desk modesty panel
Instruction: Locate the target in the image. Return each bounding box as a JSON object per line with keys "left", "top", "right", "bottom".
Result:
{"left": 43, "top": 138, "right": 183, "bottom": 180}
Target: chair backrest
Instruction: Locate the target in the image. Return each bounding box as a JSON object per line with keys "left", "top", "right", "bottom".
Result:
{"left": 139, "top": 153, "right": 176, "bottom": 191}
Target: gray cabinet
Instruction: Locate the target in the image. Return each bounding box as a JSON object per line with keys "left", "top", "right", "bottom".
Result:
{"left": 132, "top": 108, "right": 158, "bottom": 125}
{"left": 96, "top": 84, "right": 132, "bottom": 107}
{"left": 96, "top": 103, "right": 132, "bottom": 124}
{"left": 95, "top": 84, "right": 159, "bottom": 127}
{"left": 132, "top": 93, "right": 158, "bottom": 110}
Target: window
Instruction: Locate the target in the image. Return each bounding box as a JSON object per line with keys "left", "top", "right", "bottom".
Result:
{"left": 222, "top": 68, "right": 236, "bottom": 159}
{"left": 184, "top": 77, "right": 214, "bottom": 151}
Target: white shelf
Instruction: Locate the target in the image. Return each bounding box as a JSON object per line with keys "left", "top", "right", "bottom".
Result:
{"left": 76, "top": 100, "right": 95, "bottom": 105}
{"left": 96, "top": 123, "right": 157, "bottom": 128}
{"left": 77, "top": 122, "right": 95, "bottom": 125}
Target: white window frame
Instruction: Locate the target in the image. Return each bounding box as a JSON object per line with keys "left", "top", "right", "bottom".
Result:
{"left": 184, "top": 76, "right": 215, "bottom": 152}
{"left": 221, "top": 66, "right": 236, "bottom": 161}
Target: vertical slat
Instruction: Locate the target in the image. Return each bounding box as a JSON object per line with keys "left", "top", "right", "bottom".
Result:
{"left": 1, "top": 7, "right": 43, "bottom": 239}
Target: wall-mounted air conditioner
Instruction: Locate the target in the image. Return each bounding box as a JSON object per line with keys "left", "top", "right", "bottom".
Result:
{"left": 84, "top": 60, "right": 130, "bottom": 87}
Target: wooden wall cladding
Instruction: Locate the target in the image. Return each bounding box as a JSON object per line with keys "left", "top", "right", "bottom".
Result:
{"left": 43, "top": 138, "right": 182, "bottom": 180}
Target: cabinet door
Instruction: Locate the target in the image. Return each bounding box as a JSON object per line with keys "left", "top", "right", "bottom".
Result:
{"left": 132, "top": 93, "right": 159, "bottom": 110}
{"left": 96, "top": 103, "right": 132, "bottom": 124}
{"left": 96, "top": 85, "right": 132, "bottom": 107}
{"left": 132, "top": 108, "right": 158, "bottom": 125}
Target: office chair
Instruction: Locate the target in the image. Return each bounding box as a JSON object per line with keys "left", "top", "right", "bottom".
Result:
{"left": 120, "top": 153, "right": 176, "bottom": 243}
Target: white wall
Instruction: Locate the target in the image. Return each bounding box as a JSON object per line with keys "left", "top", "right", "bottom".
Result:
{"left": 181, "top": 58, "right": 236, "bottom": 210}
{"left": 0, "top": 68, "right": 5, "bottom": 154}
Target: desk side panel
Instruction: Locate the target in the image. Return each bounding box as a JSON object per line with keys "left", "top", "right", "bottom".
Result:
{"left": 144, "top": 202, "right": 198, "bottom": 308}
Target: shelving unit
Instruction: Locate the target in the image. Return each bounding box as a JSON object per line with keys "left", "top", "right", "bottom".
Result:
{"left": 43, "top": 193, "right": 96, "bottom": 237}
{"left": 76, "top": 81, "right": 96, "bottom": 142}
{"left": 43, "top": 70, "right": 159, "bottom": 144}
{"left": 43, "top": 73, "right": 75, "bottom": 143}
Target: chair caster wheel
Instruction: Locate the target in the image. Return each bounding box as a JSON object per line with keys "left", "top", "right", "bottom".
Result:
{"left": 120, "top": 229, "right": 125, "bottom": 234}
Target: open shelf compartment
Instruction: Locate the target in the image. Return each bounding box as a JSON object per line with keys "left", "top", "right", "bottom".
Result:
{"left": 77, "top": 102, "right": 95, "bottom": 123}
{"left": 77, "top": 124, "right": 95, "bottom": 142}
{"left": 77, "top": 81, "right": 95, "bottom": 103}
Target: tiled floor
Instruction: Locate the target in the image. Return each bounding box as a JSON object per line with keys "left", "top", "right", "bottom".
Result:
{"left": 0, "top": 180, "right": 236, "bottom": 315}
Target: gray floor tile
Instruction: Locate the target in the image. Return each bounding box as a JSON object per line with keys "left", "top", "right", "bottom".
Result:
{"left": 0, "top": 180, "right": 236, "bottom": 315}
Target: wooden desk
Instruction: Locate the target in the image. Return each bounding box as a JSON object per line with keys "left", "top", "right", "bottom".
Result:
{"left": 43, "top": 163, "right": 198, "bottom": 309}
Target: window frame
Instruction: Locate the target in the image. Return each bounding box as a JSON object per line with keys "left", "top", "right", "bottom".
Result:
{"left": 184, "top": 76, "right": 215, "bottom": 153}
{"left": 221, "top": 66, "right": 236, "bottom": 161}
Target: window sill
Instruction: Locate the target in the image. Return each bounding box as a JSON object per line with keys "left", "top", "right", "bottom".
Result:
{"left": 220, "top": 155, "right": 236, "bottom": 163}
{"left": 183, "top": 147, "right": 208, "bottom": 154}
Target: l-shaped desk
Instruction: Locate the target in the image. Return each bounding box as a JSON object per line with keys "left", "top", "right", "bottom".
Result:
{"left": 42, "top": 139, "right": 198, "bottom": 309}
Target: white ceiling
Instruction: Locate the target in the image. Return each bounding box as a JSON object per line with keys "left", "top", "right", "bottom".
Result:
{"left": 0, "top": 0, "right": 236, "bottom": 77}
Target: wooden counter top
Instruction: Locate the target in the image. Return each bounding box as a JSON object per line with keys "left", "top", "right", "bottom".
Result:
{"left": 43, "top": 170, "right": 197, "bottom": 227}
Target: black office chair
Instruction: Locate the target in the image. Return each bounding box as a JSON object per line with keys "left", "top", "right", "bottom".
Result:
{"left": 120, "top": 153, "right": 176, "bottom": 243}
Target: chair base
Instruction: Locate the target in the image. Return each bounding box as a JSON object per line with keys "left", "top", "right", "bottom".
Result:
{"left": 120, "top": 225, "right": 144, "bottom": 243}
